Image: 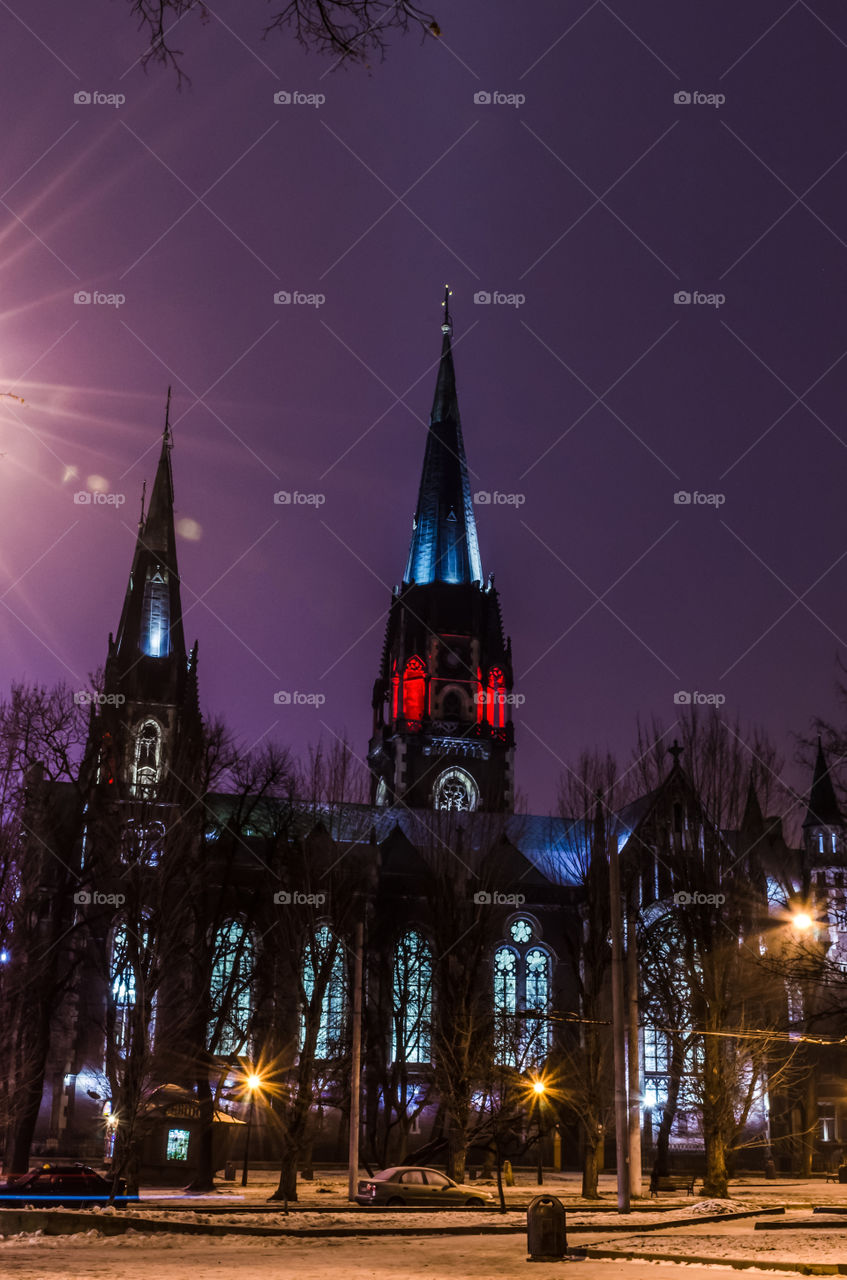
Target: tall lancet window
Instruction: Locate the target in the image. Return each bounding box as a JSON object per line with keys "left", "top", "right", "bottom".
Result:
{"left": 141, "top": 567, "right": 170, "bottom": 657}
{"left": 133, "top": 721, "right": 162, "bottom": 798}
{"left": 392, "top": 929, "right": 433, "bottom": 1064}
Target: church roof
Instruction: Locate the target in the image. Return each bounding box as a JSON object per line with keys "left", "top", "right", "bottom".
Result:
{"left": 403, "top": 295, "right": 484, "bottom": 586}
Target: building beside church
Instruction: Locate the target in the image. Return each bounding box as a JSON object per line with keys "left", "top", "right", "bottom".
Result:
{"left": 5, "top": 300, "right": 847, "bottom": 1184}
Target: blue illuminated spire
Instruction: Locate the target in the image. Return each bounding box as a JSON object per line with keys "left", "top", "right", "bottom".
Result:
{"left": 403, "top": 290, "right": 484, "bottom": 586}
{"left": 113, "top": 389, "right": 186, "bottom": 665}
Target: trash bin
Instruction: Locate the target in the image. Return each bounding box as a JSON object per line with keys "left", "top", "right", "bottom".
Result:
{"left": 223, "top": 1160, "right": 237, "bottom": 1181}
{"left": 527, "top": 1194, "right": 567, "bottom": 1262}
{"left": 838, "top": 1164, "right": 847, "bottom": 1184}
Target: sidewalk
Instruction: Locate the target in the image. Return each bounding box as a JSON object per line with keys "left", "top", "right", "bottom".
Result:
{"left": 137, "top": 1168, "right": 847, "bottom": 1210}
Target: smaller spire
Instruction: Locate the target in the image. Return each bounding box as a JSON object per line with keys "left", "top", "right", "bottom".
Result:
{"left": 668, "top": 739, "right": 683, "bottom": 766}
{"left": 164, "top": 384, "right": 173, "bottom": 447}
{"left": 741, "top": 770, "right": 765, "bottom": 836}
{"left": 803, "top": 736, "right": 842, "bottom": 829}
{"left": 441, "top": 284, "right": 453, "bottom": 336}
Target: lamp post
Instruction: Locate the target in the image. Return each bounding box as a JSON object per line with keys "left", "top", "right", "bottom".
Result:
{"left": 241, "top": 1072, "right": 262, "bottom": 1187}
{"left": 528, "top": 1078, "right": 547, "bottom": 1186}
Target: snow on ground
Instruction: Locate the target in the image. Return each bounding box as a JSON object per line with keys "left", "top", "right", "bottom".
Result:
{"left": 0, "top": 1232, "right": 824, "bottom": 1280}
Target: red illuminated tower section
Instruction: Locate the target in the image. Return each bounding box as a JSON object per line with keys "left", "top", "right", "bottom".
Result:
{"left": 368, "top": 294, "right": 515, "bottom": 812}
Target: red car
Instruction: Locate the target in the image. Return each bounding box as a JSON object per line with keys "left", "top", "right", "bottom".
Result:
{"left": 0, "top": 1163, "right": 135, "bottom": 1207}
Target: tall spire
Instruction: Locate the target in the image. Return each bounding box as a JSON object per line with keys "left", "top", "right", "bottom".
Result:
{"left": 803, "top": 737, "right": 842, "bottom": 829}
{"left": 112, "top": 390, "right": 186, "bottom": 669}
{"left": 403, "top": 290, "right": 484, "bottom": 586}
{"left": 142, "top": 388, "right": 178, "bottom": 560}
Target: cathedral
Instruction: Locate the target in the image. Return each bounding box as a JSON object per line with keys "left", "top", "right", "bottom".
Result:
{"left": 6, "top": 297, "right": 846, "bottom": 1186}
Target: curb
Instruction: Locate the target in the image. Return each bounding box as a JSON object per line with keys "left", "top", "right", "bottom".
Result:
{"left": 583, "top": 1247, "right": 847, "bottom": 1275}
{"left": 0, "top": 1203, "right": 782, "bottom": 1241}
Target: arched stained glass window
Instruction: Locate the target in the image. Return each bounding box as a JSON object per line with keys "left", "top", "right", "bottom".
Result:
{"left": 494, "top": 946, "right": 518, "bottom": 1066}
{"left": 209, "top": 921, "right": 253, "bottom": 1055}
{"left": 393, "top": 930, "right": 433, "bottom": 1064}
{"left": 133, "top": 721, "right": 162, "bottom": 798}
{"left": 121, "top": 819, "right": 165, "bottom": 866}
{"left": 494, "top": 927, "right": 552, "bottom": 1069}
{"left": 141, "top": 567, "right": 171, "bottom": 658}
{"left": 523, "top": 947, "right": 552, "bottom": 1066}
{"left": 302, "top": 924, "right": 345, "bottom": 1059}
{"left": 110, "top": 918, "right": 155, "bottom": 1058}
{"left": 432, "top": 766, "right": 479, "bottom": 812}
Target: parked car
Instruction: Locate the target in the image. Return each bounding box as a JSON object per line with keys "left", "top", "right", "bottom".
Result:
{"left": 0, "top": 1163, "right": 136, "bottom": 1208}
{"left": 355, "top": 1166, "right": 492, "bottom": 1207}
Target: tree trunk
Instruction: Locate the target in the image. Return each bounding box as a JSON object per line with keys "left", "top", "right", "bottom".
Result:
{"left": 4, "top": 1010, "right": 51, "bottom": 1174}
{"left": 581, "top": 1128, "right": 603, "bottom": 1198}
{"left": 801, "top": 1066, "right": 816, "bottom": 1177}
{"left": 446, "top": 1124, "right": 467, "bottom": 1184}
{"left": 701, "top": 1031, "right": 729, "bottom": 1198}
{"left": 269, "top": 1149, "right": 298, "bottom": 1201}
{"left": 185, "top": 1075, "right": 215, "bottom": 1192}
{"left": 653, "top": 1037, "right": 685, "bottom": 1179}
{"left": 703, "top": 1123, "right": 728, "bottom": 1198}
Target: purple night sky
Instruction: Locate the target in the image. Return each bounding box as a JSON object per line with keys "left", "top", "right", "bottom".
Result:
{"left": 1, "top": 0, "right": 846, "bottom": 815}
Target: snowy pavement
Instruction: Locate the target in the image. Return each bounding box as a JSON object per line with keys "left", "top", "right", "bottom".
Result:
{"left": 0, "top": 1232, "right": 832, "bottom": 1280}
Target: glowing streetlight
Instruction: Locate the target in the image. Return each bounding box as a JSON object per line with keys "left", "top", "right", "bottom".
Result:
{"left": 241, "top": 1069, "right": 263, "bottom": 1188}
{"left": 792, "top": 911, "right": 813, "bottom": 932}
{"left": 526, "top": 1077, "right": 548, "bottom": 1185}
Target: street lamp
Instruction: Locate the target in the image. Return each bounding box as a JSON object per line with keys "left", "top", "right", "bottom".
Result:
{"left": 529, "top": 1077, "right": 547, "bottom": 1185}
{"left": 241, "top": 1071, "right": 263, "bottom": 1187}
{"left": 792, "top": 911, "right": 814, "bottom": 932}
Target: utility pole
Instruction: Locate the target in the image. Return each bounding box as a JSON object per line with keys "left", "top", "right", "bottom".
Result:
{"left": 608, "top": 813, "right": 631, "bottom": 1213}
{"left": 626, "top": 908, "right": 642, "bottom": 1197}
{"left": 347, "top": 919, "right": 364, "bottom": 1201}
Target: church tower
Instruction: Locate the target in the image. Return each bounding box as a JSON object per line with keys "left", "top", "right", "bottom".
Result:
{"left": 91, "top": 391, "right": 200, "bottom": 819}
{"left": 368, "top": 294, "right": 515, "bottom": 812}
{"left": 803, "top": 737, "right": 843, "bottom": 864}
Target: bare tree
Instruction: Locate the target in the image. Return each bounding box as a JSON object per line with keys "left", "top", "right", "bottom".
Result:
{"left": 0, "top": 682, "right": 90, "bottom": 1173}
{"left": 631, "top": 708, "right": 789, "bottom": 1197}
{"left": 550, "top": 751, "right": 619, "bottom": 1198}
{"left": 125, "top": 0, "right": 441, "bottom": 84}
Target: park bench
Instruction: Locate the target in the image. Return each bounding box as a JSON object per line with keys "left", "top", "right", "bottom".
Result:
{"left": 649, "top": 1172, "right": 698, "bottom": 1197}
